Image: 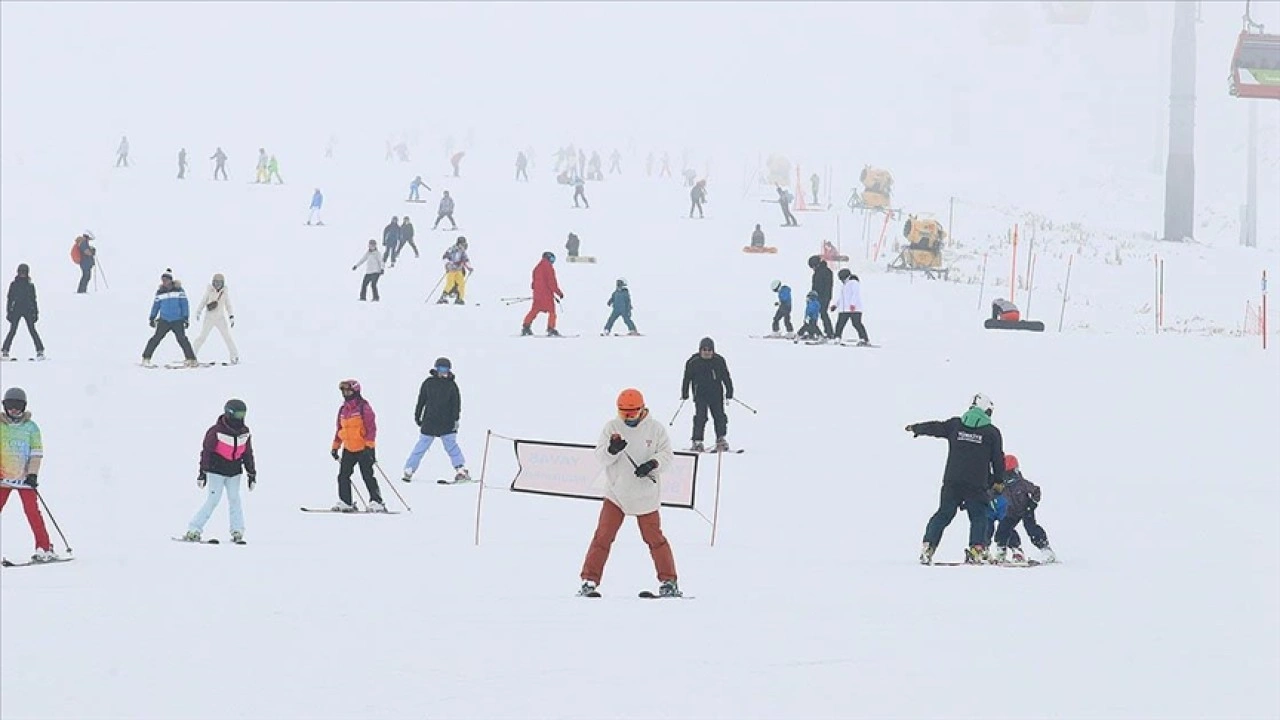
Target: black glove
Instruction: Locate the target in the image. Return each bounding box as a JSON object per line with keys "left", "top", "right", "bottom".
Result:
{"left": 1027, "top": 499, "right": 1039, "bottom": 513}
{"left": 229, "top": 315, "right": 235, "bottom": 328}
{"left": 197, "top": 471, "right": 207, "bottom": 488}
{"left": 365, "top": 447, "right": 377, "bottom": 463}
{"left": 607, "top": 434, "right": 627, "bottom": 455}
{"left": 331, "top": 448, "right": 340, "bottom": 461}
{"left": 149, "top": 317, "right": 157, "bottom": 328}
{"left": 352, "top": 265, "right": 358, "bottom": 271}
{"left": 726, "top": 392, "right": 733, "bottom": 401}
{"left": 681, "top": 394, "right": 689, "bottom": 401}
{"left": 247, "top": 473, "right": 257, "bottom": 491}
{"left": 905, "top": 424, "right": 918, "bottom": 436}
{"left": 25, "top": 473, "right": 37, "bottom": 489}
{"left": 634, "top": 459, "right": 658, "bottom": 477}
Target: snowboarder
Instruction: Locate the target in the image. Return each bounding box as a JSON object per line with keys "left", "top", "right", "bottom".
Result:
{"left": 397, "top": 216, "right": 420, "bottom": 264}
{"left": 191, "top": 273, "right": 239, "bottom": 364}
{"left": 267, "top": 155, "right": 283, "bottom": 184}
{"left": 769, "top": 279, "right": 793, "bottom": 336}
{"left": 603, "top": 278, "right": 638, "bottom": 335}
{"left": 750, "top": 224, "right": 766, "bottom": 249}
{"left": 515, "top": 151, "right": 529, "bottom": 181}
{"left": 907, "top": 393, "right": 1006, "bottom": 565}
{"left": 210, "top": 147, "right": 228, "bottom": 180}
{"left": 578, "top": 388, "right": 680, "bottom": 598}
{"left": 565, "top": 232, "right": 581, "bottom": 259}
{"left": 181, "top": 399, "right": 256, "bottom": 543}
{"left": 991, "top": 298, "right": 1021, "bottom": 322}
{"left": 438, "top": 237, "right": 471, "bottom": 304}
{"left": 572, "top": 175, "right": 589, "bottom": 209}
{"left": 141, "top": 270, "right": 197, "bottom": 368}
{"left": 307, "top": 188, "right": 324, "bottom": 226}
{"left": 808, "top": 255, "right": 835, "bottom": 338}
{"left": 177, "top": 148, "right": 188, "bottom": 179}
{"left": 831, "top": 269, "right": 870, "bottom": 345}
{"left": 450, "top": 151, "right": 465, "bottom": 178}
{"left": 681, "top": 337, "right": 734, "bottom": 452}
{"left": 353, "top": 239, "right": 385, "bottom": 302}
{"left": 382, "top": 217, "right": 402, "bottom": 264}
{"left": 402, "top": 357, "right": 470, "bottom": 484}
{"left": 689, "top": 180, "right": 707, "bottom": 218}
{"left": 330, "top": 380, "right": 385, "bottom": 512}
{"left": 810, "top": 172, "right": 821, "bottom": 206}
{"left": 433, "top": 191, "right": 457, "bottom": 230}
{"left": 521, "top": 251, "right": 563, "bottom": 336}
{"left": 409, "top": 175, "right": 431, "bottom": 202}
{"left": 0, "top": 387, "right": 57, "bottom": 562}
{"left": 115, "top": 135, "right": 129, "bottom": 167}
{"left": 778, "top": 186, "right": 798, "bottom": 226}
{"left": 992, "top": 455, "right": 1055, "bottom": 563}
{"left": 796, "top": 290, "right": 822, "bottom": 340}
{"left": 609, "top": 149, "right": 622, "bottom": 175}
{"left": 3, "top": 264, "right": 44, "bottom": 360}
{"left": 254, "top": 148, "right": 269, "bottom": 183}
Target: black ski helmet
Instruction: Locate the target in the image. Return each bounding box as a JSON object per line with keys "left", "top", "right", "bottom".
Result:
{"left": 224, "top": 398, "right": 247, "bottom": 419}
{"left": 808, "top": 255, "right": 821, "bottom": 269}
{"left": 838, "top": 268, "right": 852, "bottom": 281}
{"left": 434, "top": 357, "right": 452, "bottom": 371}
{"left": 3, "top": 387, "right": 27, "bottom": 412}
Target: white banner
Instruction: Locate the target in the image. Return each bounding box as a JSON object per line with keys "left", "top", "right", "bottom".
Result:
{"left": 510, "top": 440, "right": 700, "bottom": 509}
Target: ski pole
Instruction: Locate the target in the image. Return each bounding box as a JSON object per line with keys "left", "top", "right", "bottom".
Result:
{"left": 374, "top": 463, "right": 412, "bottom": 512}
{"left": 424, "top": 272, "right": 446, "bottom": 303}
{"left": 96, "top": 258, "right": 110, "bottom": 290}
{"left": 502, "top": 296, "right": 532, "bottom": 306}
{"left": 668, "top": 399, "right": 687, "bottom": 426}
{"left": 730, "top": 397, "right": 758, "bottom": 414}
{"left": 36, "top": 491, "right": 72, "bottom": 553}
{"left": 622, "top": 449, "right": 656, "bottom": 483}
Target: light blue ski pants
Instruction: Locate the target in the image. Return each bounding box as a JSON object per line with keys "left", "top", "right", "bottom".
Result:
{"left": 188, "top": 472, "right": 245, "bottom": 534}
{"left": 404, "top": 433, "right": 465, "bottom": 474}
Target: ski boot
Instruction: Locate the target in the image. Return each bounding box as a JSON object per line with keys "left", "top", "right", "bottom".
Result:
{"left": 658, "top": 579, "right": 682, "bottom": 597}
{"left": 141, "top": 356, "right": 156, "bottom": 368}
{"left": 331, "top": 500, "right": 358, "bottom": 513}
{"left": 453, "top": 467, "right": 472, "bottom": 484}
{"left": 0, "top": 351, "right": 8, "bottom": 360}
{"left": 34, "top": 351, "right": 46, "bottom": 360}
{"left": 546, "top": 328, "right": 561, "bottom": 337}
{"left": 1040, "top": 546, "right": 1057, "bottom": 564}
{"left": 601, "top": 331, "right": 611, "bottom": 336}
{"left": 919, "top": 542, "right": 936, "bottom": 565}
{"left": 401, "top": 468, "right": 414, "bottom": 483}
{"left": 627, "top": 330, "right": 641, "bottom": 336}
{"left": 714, "top": 437, "right": 730, "bottom": 453}
{"left": 964, "top": 545, "right": 987, "bottom": 565}
{"left": 367, "top": 500, "right": 388, "bottom": 513}
{"left": 1009, "top": 546, "right": 1026, "bottom": 563}
{"left": 690, "top": 441, "right": 705, "bottom": 452}
{"left": 183, "top": 358, "right": 199, "bottom": 368}
{"left": 231, "top": 531, "right": 244, "bottom": 544}
{"left": 521, "top": 325, "right": 533, "bottom": 336}
{"left": 437, "top": 295, "right": 451, "bottom": 305}
{"left": 453, "top": 297, "right": 465, "bottom": 305}
{"left": 181, "top": 530, "right": 202, "bottom": 542}
{"left": 577, "top": 580, "right": 600, "bottom": 597}
{"left": 230, "top": 356, "right": 240, "bottom": 365}
{"left": 31, "top": 547, "right": 59, "bottom": 563}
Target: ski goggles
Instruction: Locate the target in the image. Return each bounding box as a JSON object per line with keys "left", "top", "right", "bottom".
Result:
{"left": 2, "top": 400, "right": 25, "bottom": 414}
{"left": 435, "top": 365, "right": 451, "bottom": 375}
{"left": 618, "top": 406, "right": 644, "bottom": 421}
{"left": 225, "top": 408, "right": 247, "bottom": 420}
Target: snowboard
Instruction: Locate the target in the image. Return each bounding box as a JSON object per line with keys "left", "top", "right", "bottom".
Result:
{"left": 639, "top": 590, "right": 694, "bottom": 599}
{"left": 405, "top": 199, "right": 429, "bottom": 203}
{"left": 172, "top": 536, "right": 221, "bottom": 544}
{"left": 299, "top": 507, "right": 401, "bottom": 515}
{"left": 566, "top": 256, "right": 597, "bottom": 264}
{"left": 742, "top": 246, "right": 778, "bottom": 254}
{"left": 601, "top": 333, "right": 644, "bottom": 337}
{"left": 2, "top": 556, "right": 74, "bottom": 568}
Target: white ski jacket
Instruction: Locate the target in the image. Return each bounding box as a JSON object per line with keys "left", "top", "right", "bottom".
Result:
{"left": 195, "top": 284, "right": 235, "bottom": 322}
{"left": 355, "top": 249, "right": 385, "bottom": 274}
{"left": 594, "top": 413, "right": 675, "bottom": 516}
{"left": 833, "top": 277, "right": 864, "bottom": 313}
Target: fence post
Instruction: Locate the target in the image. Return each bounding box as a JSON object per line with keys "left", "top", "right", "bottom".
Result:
{"left": 1058, "top": 254, "right": 1074, "bottom": 332}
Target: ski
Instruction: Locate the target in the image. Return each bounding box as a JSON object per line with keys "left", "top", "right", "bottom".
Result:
{"left": 2, "top": 557, "right": 74, "bottom": 568}
{"left": 299, "top": 507, "right": 401, "bottom": 514}
{"left": 749, "top": 335, "right": 796, "bottom": 341}
{"left": 171, "top": 536, "right": 220, "bottom": 544}
{"left": 2, "top": 357, "right": 46, "bottom": 362}
{"left": 578, "top": 590, "right": 602, "bottom": 598}
{"left": 928, "top": 560, "right": 1044, "bottom": 567}
{"left": 686, "top": 448, "right": 745, "bottom": 454}
{"left": 600, "top": 333, "right": 645, "bottom": 337}
{"left": 638, "top": 590, "right": 694, "bottom": 599}
{"left": 516, "top": 333, "right": 581, "bottom": 339}
{"left": 836, "top": 341, "right": 881, "bottom": 349}
{"left": 437, "top": 477, "right": 478, "bottom": 485}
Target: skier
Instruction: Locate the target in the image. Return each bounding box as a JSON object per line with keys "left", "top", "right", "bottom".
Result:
{"left": 115, "top": 135, "right": 129, "bottom": 167}
{"left": 181, "top": 399, "right": 257, "bottom": 543}
{"left": 433, "top": 191, "right": 457, "bottom": 230}
{"left": 831, "top": 269, "right": 870, "bottom": 345}
{"left": 750, "top": 224, "right": 766, "bottom": 249}
{"left": 769, "top": 279, "right": 793, "bottom": 336}
{"left": 141, "top": 270, "right": 197, "bottom": 368}
{"left": 191, "top": 273, "right": 239, "bottom": 364}
{"left": 397, "top": 216, "right": 421, "bottom": 264}
{"left": 267, "top": 155, "right": 283, "bottom": 184}
{"left": 438, "top": 237, "right": 471, "bottom": 304}
{"left": 810, "top": 172, "right": 821, "bottom": 206}
{"left": 778, "top": 186, "right": 798, "bottom": 226}
{"left": 409, "top": 175, "right": 431, "bottom": 202}
{"left": 659, "top": 153, "right": 672, "bottom": 178}
{"left": 330, "top": 379, "right": 386, "bottom": 512}
{"left": 689, "top": 180, "right": 707, "bottom": 218}
{"left": 0, "top": 387, "right": 57, "bottom": 562}
{"left": 992, "top": 455, "right": 1055, "bottom": 563}
{"left": 450, "top": 151, "right": 465, "bottom": 178}
{"left": 254, "top": 148, "right": 268, "bottom": 183}
{"left": 795, "top": 290, "right": 822, "bottom": 340}
{"left": 210, "top": 147, "right": 228, "bottom": 180}
{"left": 402, "top": 357, "right": 470, "bottom": 484}
{"left": 906, "top": 393, "right": 1006, "bottom": 565}
{"left": 353, "top": 239, "right": 385, "bottom": 302}
{"left": 572, "top": 175, "right": 589, "bottom": 209}
{"left": 578, "top": 388, "right": 680, "bottom": 598}
{"left": 565, "top": 232, "right": 581, "bottom": 259}
{"left": 72, "top": 231, "right": 96, "bottom": 294}
{"left": 307, "top": 188, "right": 324, "bottom": 226}
{"left": 681, "top": 337, "right": 734, "bottom": 452}
{"left": 521, "top": 251, "right": 563, "bottom": 337}
{"left": 609, "top": 149, "right": 622, "bottom": 174}
{"left": 808, "top": 255, "right": 835, "bottom": 338}
{"left": 3, "top": 264, "right": 44, "bottom": 360}
{"left": 603, "top": 278, "right": 638, "bottom": 335}
{"left": 515, "top": 151, "right": 529, "bottom": 181}
{"left": 589, "top": 151, "right": 603, "bottom": 180}
{"left": 382, "top": 216, "right": 402, "bottom": 264}
{"left": 177, "top": 148, "right": 188, "bottom": 179}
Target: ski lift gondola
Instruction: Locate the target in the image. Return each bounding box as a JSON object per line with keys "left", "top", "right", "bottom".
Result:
{"left": 1229, "top": 1, "right": 1280, "bottom": 100}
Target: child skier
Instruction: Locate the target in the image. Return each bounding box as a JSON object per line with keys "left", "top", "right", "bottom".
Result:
{"left": 603, "top": 279, "right": 638, "bottom": 335}
{"left": 141, "top": 270, "right": 198, "bottom": 368}
{"left": 769, "top": 279, "right": 793, "bottom": 336}
{"left": 795, "top": 290, "right": 822, "bottom": 340}
{"left": 331, "top": 379, "right": 386, "bottom": 512}
{"left": 181, "top": 399, "right": 256, "bottom": 543}
{"left": 0, "top": 387, "right": 57, "bottom": 562}
{"left": 353, "top": 240, "right": 385, "bottom": 302}
{"left": 578, "top": 388, "right": 680, "bottom": 598}
{"left": 992, "top": 455, "right": 1055, "bottom": 563}
{"left": 3, "top": 264, "right": 45, "bottom": 360}
{"left": 433, "top": 191, "right": 457, "bottom": 230}
{"left": 307, "top": 188, "right": 323, "bottom": 226}
{"left": 401, "top": 357, "right": 470, "bottom": 484}
{"left": 192, "top": 273, "right": 239, "bottom": 364}
{"left": 438, "top": 237, "right": 471, "bottom": 304}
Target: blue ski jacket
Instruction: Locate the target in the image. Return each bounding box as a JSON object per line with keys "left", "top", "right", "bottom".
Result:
{"left": 804, "top": 296, "right": 820, "bottom": 321}
{"left": 607, "top": 287, "right": 632, "bottom": 315}
{"left": 150, "top": 282, "right": 190, "bottom": 323}
{"left": 777, "top": 285, "right": 792, "bottom": 305}
{"left": 310, "top": 190, "right": 323, "bottom": 208}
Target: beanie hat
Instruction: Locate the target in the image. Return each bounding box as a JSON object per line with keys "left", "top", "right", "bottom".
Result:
{"left": 699, "top": 337, "right": 715, "bottom": 351}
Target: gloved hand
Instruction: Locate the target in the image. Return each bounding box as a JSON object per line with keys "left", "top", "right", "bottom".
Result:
{"left": 634, "top": 459, "right": 658, "bottom": 477}
{"left": 607, "top": 434, "right": 627, "bottom": 455}
{"left": 247, "top": 473, "right": 257, "bottom": 491}
{"left": 229, "top": 315, "right": 235, "bottom": 328}
{"left": 829, "top": 305, "right": 837, "bottom": 312}
{"left": 726, "top": 392, "right": 733, "bottom": 401}
{"left": 331, "top": 448, "right": 340, "bottom": 461}
{"left": 149, "top": 317, "right": 157, "bottom": 328}
{"left": 352, "top": 265, "right": 358, "bottom": 271}
{"left": 992, "top": 482, "right": 1005, "bottom": 494}
{"left": 1027, "top": 498, "right": 1039, "bottom": 513}
{"left": 774, "top": 301, "right": 779, "bottom": 307}
{"left": 904, "top": 424, "right": 918, "bottom": 436}
{"left": 365, "top": 447, "right": 377, "bottom": 464}
{"left": 681, "top": 394, "right": 689, "bottom": 402}
{"left": 197, "top": 471, "right": 207, "bottom": 488}
{"left": 25, "top": 473, "right": 37, "bottom": 489}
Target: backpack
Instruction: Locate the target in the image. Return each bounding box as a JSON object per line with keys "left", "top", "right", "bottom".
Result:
{"left": 70, "top": 239, "right": 82, "bottom": 264}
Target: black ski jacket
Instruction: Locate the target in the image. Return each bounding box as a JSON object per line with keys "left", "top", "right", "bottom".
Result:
{"left": 383, "top": 222, "right": 401, "bottom": 247}
{"left": 811, "top": 262, "right": 833, "bottom": 301}
{"left": 415, "top": 371, "right": 462, "bottom": 437}
{"left": 682, "top": 354, "right": 733, "bottom": 402}
{"left": 6, "top": 277, "right": 37, "bottom": 320}
{"left": 910, "top": 416, "right": 1004, "bottom": 493}
{"left": 401, "top": 221, "right": 415, "bottom": 244}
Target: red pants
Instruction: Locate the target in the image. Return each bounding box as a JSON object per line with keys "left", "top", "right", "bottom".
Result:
{"left": 523, "top": 305, "right": 557, "bottom": 331}
{"left": 0, "top": 486, "right": 52, "bottom": 550}
{"left": 580, "top": 500, "right": 677, "bottom": 584}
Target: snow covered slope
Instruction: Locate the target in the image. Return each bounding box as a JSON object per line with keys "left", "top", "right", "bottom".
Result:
{"left": 1, "top": 149, "right": 1278, "bottom": 720}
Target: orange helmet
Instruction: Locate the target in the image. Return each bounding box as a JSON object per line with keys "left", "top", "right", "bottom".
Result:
{"left": 617, "top": 388, "right": 645, "bottom": 421}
